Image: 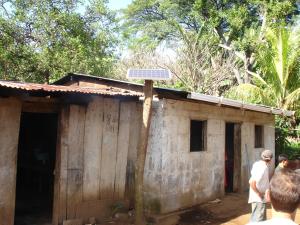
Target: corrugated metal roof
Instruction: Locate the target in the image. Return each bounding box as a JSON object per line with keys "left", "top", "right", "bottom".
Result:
{"left": 0, "top": 77, "right": 295, "bottom": 117}
{"left": 53, "top": 73, "right": 295, "bottom": 116}
{"left": 188, "top": 92, "right": 295, "bottom": 117}
{"left": 0, "top": 80, "right": 142, "bottom": 97}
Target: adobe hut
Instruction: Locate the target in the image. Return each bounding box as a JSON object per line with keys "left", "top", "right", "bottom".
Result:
{"left": 0, "top": 73, "right": 293, "bottom": 225}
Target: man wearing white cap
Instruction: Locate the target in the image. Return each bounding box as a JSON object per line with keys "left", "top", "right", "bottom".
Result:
{"left": 248, "top": 169, "right": 300, "bottom": 225}
{"left": 248, "top": 149, "right": 273, "bottom": 222}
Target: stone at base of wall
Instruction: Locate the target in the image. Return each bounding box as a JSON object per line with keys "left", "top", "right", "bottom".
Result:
{"left": 63, "top": 219, "right": 83, "bottom": 225}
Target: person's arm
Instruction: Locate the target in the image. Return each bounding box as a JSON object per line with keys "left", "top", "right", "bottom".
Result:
{"left": 249, "top": 180, "right": 263, "bottom": 199}
{"left": 265, "top": 189, "right": 270, "bottom": 202}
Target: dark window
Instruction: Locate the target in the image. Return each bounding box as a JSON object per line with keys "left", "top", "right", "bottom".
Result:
{"left": 190, "top": 120, "right": 207, "bottom": 152}
{"left": 255, "top": 125, "right": 264, "bottom": 148}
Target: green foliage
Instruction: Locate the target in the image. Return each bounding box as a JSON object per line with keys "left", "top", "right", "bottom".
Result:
{"left": 0, "top": 0, "right": 118, "bottom": 83}
{"left": 294, "top": 123, "right": 300, "bottom": 138}
{"left": 227, "top": 27, "right": 300, "bottom": 114}
{"left": 122, "top": 0, "right": 297, "bottom": 50}
{"left": 258, "top": 27, "right": 300, "bottom": 107}
{"left": 275, "top": 116, "right": 300, "bottom": 159}
{"left": 284, "top": 142, "right": 300, "bottom": 159}
{"left": 121, "top": 0, "right": 299, "bottom": 93}
{"left": 275, "top": 116, "right": 292, "bottom": 156}
{"left": 225, "top": 83, "right": 267, "bottom": 105}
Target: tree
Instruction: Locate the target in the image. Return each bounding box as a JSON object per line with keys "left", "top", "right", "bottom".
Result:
{"left": 120, "top": 15, "right": 238, "bottom": 94}
{"left": 116, "top": 35, "right": 236, "bottom": 95}
{"left": 0, "top": 0, "right": 118, "bottom": 83}
{"left": 166, "top": 25, "right": 236, "bottom": 95}
{"left": 226, "top": 26, "right": 300, "bottom": 114}
{"left": 122, "top": 0, "right": 298, "bottom": 88}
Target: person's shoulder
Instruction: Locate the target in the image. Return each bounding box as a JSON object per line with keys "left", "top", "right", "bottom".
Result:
{"left": 247, "top": 218, "right": 298, "bottom": 225}
{"left": 246, "top": 221, "right": 267, "bottom": 225}
{"left": 274, "top": 165, "right": 281, "bottom": 172}
{"left": 252, "top": 160, "right": 261, "bottom": 167}
{"left": 246, "top": 218, "right": 270, "bottom": 224}
{"left": 253, "top": 160, "right": 266, "bottom": 169}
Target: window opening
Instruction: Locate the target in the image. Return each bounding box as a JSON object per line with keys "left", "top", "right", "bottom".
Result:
{"left": 255, "top": 125, "right": 264, "bottom": 148}
{"left": 190, "top": 120, "right": 207, "bottom": 152}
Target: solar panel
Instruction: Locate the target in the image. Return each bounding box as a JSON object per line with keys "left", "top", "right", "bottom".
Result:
{"left": 127, "top": 69, "right": 172, "bottom": 80}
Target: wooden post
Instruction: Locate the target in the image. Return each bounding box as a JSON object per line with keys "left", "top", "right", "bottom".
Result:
{"left": 0, "top": 98, "right": 22, "bottom": 225}
{"left": 233, "top": 123, "right": 242, "bottom": 192}
{"left": 134, "top": 80, "right": 153, "bottom": 225}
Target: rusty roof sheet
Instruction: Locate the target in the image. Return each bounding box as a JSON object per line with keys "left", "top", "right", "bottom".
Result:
{"left": 0, "top": 80, "right": 142, "bottom": 97}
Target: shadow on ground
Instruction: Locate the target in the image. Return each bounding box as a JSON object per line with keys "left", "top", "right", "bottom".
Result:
{"left": 179, "top": 193, "right": 252, "bottom": 225}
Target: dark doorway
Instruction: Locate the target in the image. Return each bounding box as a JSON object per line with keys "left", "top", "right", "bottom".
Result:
{"left": 225, "top": 123, "right": 234, "bottom": 192}
{"left": 14, "top": 113, "right": 58, "bottom": 225}
{"left": 225, "top": 123, "right": 241, "bottom": 193}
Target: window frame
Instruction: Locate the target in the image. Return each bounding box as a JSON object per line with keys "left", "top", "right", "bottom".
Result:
{"left": 189, "top": 119, "right": 207, "bottom": 152}
{"left": 254, "top": 125, "right": 264, "bottom": 148}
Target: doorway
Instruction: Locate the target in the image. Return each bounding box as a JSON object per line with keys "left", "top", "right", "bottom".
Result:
{"left": 14, "top": 112, "right": 58, "bottom": 225}
{"left": 225, "top": 123, "right": 241, "bottom": 193}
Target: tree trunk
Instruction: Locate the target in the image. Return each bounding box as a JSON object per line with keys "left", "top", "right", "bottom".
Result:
{"left": 233, "top": 68, "right": 243, "bottom": 84}
{"left": 244, "top": 56, "right": 250, "bottom": 83}
{"left": 44, "top": 69, "right": 50, "bottom": 84}
{"left": 134, "top": 80, "right": 153, "bottom": 225}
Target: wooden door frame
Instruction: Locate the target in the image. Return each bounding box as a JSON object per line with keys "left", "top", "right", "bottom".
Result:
{"left": 19, "top": 99, "right": 62, "bottom": 225}
{"left": 225, "top": 122, "right": 242, "bottom": 193}
{"left": 233, "top": 123, "right": 242, "bottom": 193}
{"left": 52, "top": 106, "right": 69, "bottom": 225}
{"left": 0, "top": 97, "right": 22, "bottom": 225}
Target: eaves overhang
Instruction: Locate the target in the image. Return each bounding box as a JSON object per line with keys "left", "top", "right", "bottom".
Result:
{"left": 188, "top": 92, "right": 294, "bottom": 117}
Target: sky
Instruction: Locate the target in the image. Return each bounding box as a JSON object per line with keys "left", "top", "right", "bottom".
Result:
{"left": 108, "top": 0, "right": 132, "bottom": 10}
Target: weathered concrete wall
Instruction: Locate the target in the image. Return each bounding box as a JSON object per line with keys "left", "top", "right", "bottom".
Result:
{"left": 143, "top": 102, "right": 164, "bottom": 214}
{"left": 240, "top": 123, "right": 275, "bottom": 192}
{"left": 143, "top": 99, "right": 275, "bottom": 214}
{"left": 0, "top": 93, "right": 275, "bottom": 222}
{"left": 264, "top": 124, "right": 276, "bottom": 178}
{"left": 0, "top": 97, "right": 22, "bottom": 225}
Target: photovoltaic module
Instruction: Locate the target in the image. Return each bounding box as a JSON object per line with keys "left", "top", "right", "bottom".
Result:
{"left": 127, "top": 69, "right": 172, "bottom": 80}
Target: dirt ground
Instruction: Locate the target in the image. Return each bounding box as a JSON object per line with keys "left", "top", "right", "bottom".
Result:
{"left": 15, "top": 193, "right": 300, "bottom": 225}
{"left": 101, "top": 193, "right": 300, "bottom": 225}
{"left": 178, "top": 193, "right": 300, "bottom": 225}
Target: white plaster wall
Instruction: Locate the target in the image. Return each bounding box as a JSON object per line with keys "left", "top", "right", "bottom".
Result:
{"left": 264, "top": 124, "right": 276, "bottom": 176}
{"left": 144, "top": 99, "right": 275, "bottom": 213}
{"left": 240, "top": 123, "right": 275, "bottom": 192}
{"left": 241, "top": 122, "right": 254, "bottom": 191}
{"left": 143, "top": 101, "right": 165, "bottom": 213}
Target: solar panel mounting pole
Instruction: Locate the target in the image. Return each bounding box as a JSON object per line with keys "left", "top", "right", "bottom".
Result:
{"left": 127, "top": 69, "right": 171, "bottom": 225}
{"left": 135, "top": 80, "right": 153, "bottom": 225}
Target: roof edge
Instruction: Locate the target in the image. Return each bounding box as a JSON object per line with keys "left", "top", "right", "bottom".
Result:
{"left": 53, "top": 72, "right": 144, "bottom": 86}
{"left": 53, "top": 72, "right": 189, "bottom": 96}
{"left": 54, "top": 73, "right": 294, "bottom": 117}
{"left": 0, "top": 80, "right": 142, "bottom": 97}
{"left": 188, "top": 92, "right": 295, "bottom": 117}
